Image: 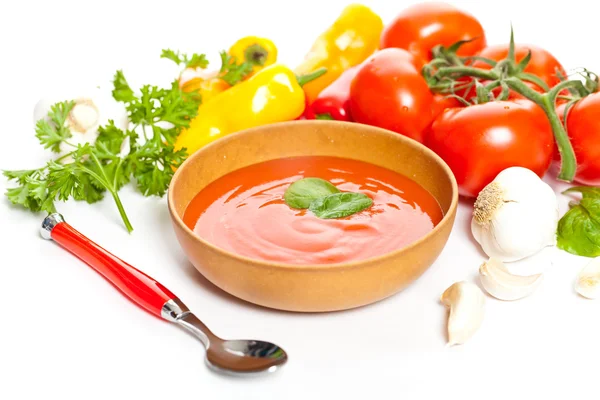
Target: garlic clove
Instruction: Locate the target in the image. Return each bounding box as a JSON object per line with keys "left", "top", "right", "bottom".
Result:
{"left": 575, "top": 257, "right": 600, "bottom": 299}
{"left": 471, "top": 167, "right": 559, "bottom": 262}
{"left": 479, "top": 258, "right": 543, "bottom": 301}
{"left": 33, "top": 86, "right": 129, "bottom": 161}
{"left": 68, "top": 99, "right": 100, "bottom": 133}
{"left": 441, "top": 281, "right": 485, "bottom": 346}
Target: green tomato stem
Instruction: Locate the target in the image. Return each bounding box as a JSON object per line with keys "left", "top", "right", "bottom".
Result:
{"left": 435, "top": 66, "right": 498, "bottom": 81}
{"left": 504, "top": 77, "right": 577, "bottom": 182}
{"left": 516, "top": 72, "right": 550, "bottom": 92}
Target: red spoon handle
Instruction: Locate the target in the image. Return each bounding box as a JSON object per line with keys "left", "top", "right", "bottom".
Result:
{"left": 41, "top": 214, "right": 176, "bottom": 318}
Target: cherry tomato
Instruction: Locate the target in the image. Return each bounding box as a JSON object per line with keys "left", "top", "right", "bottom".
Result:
{"left": 380, "top": 3, "right": 486, "bottom": 61}
{"left": 425, "top": 100, "right": 554, "bottom": 197}
{"left": 473, "top": 44, "right": 566, "bottom": 89}
{"left": 557, "top": 93, "right": 600, "bottom": 185}
{"left": 350, "top": 48, "right": 435, "bottom": 143}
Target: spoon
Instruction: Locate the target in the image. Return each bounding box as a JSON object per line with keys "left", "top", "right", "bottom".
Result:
{"left": 41, "top": 213, "right": 288, "bottom": 375}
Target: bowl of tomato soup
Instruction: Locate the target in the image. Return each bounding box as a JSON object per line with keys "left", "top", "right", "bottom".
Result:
{"left": 168, "top": 121, "right": 458, "bottom": 312}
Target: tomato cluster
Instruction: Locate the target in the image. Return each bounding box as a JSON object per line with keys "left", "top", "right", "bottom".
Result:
{"left": 343, "top": 2, "right": 600, "bottom": 197}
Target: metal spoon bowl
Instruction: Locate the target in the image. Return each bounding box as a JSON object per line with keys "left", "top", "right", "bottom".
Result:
{"left": 164, "top": 300, "right": 287, "bottom": 374}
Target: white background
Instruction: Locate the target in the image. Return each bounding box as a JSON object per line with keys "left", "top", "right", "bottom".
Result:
{"left": 1, "top": 0, "right": 599, "bottom": 399}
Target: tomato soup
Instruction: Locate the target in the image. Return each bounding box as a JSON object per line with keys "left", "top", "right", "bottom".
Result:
{"left": 183, "top": 156, "right": 443, "bottom": 264}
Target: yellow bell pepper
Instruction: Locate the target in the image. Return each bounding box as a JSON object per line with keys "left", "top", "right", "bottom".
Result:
{"left": 174, "top": 64, "right": 306, "bottom": 156}
{"left": 181, "top": 74, "right": 230, "bottom": 104}
{"left": 295, "top": 4, "right": 383, "bottom": 104}
{"left": 229, "top": 36, "right": 278, "bottom": 77}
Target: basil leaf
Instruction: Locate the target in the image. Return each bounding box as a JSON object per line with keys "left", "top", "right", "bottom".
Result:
{"left": 284, "top": 178, "right": 340, "bottom": 209}
{"left": 557, "top": 186, "right": 600, "bottom": 257}
{"left": 309, "top": 192, "right": 373, "bottom": 219}
{"left": 315, "top": 113, "right": 334, "bottom": 120}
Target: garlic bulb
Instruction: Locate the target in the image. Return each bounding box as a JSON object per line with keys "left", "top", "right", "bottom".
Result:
{"left": 479, "top": 258, "right": 543, "bottom": 301}
{"left": 441, "top": 281, "right": 485, "bottom": 346}
{"left": 575, "top": 257, "right": 600, "bottom": 299}
{"left": 471, "top": 167, "right": 559, "bottom": 262}
{"left": 33, "top": 87, "right": 129, "bottom": 160}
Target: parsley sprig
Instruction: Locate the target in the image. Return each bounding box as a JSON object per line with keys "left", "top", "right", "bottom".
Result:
{"left": 4, "top": 68, "right": 202, "bottom": 232}
{"left": 160, "top": 49, "right": 209, "bottom": 69}
{"left": 161, "top": 48, "right": 254, "bottom": 86}
{"left": 218, "top": 51, "right": 254, "bottom": 85}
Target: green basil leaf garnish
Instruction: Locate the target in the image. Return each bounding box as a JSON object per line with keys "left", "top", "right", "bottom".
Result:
{"left": 315, "top": 113, "right": 334, "bottom": 120}
{"left": 309, "top": 192, "right": 373, "bottom": 219}
{"left": 284, "top": 177, "right": 340, "bottom": 209}
{"left": 557, "top": 186, "right": 600, "bottom": 257}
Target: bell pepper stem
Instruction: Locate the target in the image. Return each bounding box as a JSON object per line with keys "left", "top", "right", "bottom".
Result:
{"left": 504, "top": 77, "right": 578, "bottom": 182}
{"left": 296, "top": 67, "right": 327, "bottom": 87}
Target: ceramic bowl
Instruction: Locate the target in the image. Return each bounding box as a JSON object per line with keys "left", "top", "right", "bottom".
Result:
{"left": 168, "top": 120, "right": 458, "bottom": 312}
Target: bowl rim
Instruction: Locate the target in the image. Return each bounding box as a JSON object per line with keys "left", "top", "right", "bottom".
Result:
{"left": 167, "top": 120, "right": 458, "bottom": 271}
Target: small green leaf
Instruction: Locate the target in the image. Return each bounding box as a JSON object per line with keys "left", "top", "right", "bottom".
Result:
{"left": 35, "top": 101, "right": 75, "bottom": 152}
{"left": 557, "top": 186, "right": 600, "bottom": 257}
{"left": 219, "top": 51, "right": 253, "bottom": 85}
{"left": 284, "top": 178, "right": 340, "bottom": 209}
{"left": 160, "top": 49, "right": 183, "bottom": 65}
{"left": 309, "top": 192, "right": 373, "bottom": 219}
{"left": 185, "top": 53, "right": 209, "bottom": 69}
{"left": 112, "top": 70, "right": 136, "bottom": 103}
{"left": 161, "top": 49, "right": 208, "bottom": 69}
{"left": 3, "top": 169, "right": 37, "bottom": 183}
{"left": 96, "top": 121, "right": 127, "bottom": 155}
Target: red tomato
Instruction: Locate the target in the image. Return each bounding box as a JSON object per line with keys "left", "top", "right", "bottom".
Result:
{"left": 425, "top": 100, "right": 554, "bottom": 197}
{"left": 380, "top": 2, "right": 486, "bottom": 61}
{"left": 432, "top": 94, "right": 465, "bottom": 117}
{"left": 473, "top": 44, "right": 566, "bottom": 89}
{"left": 557, "top": 93, "right": 600, "bottom": 185}
{"left": 350, "top": 48, "right": 435, "bottom": 143}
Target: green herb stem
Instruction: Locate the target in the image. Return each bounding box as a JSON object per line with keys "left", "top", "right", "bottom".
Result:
{"left": 88, "top": 152, "right": 134, "bottom": 233}
{"left": 110, "top": 191, "right": 134, "bottom": 233}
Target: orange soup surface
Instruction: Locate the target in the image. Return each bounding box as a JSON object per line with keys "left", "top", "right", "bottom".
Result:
{"left": 183, "top": 156, "right": 443, "bottom": 265}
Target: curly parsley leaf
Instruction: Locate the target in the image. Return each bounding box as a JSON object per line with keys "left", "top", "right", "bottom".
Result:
{"left": 4, "top": 169, "right": 52, "bottom": 212}
{"left": 96, "top": 120, "right": 128, "bottom": 155}
{"left": 35, "top": 101, "right": 75, "bottom": 152}
{"left": 112, "top": 70, "right": 136, "bottom": 103}
{"left": 127, "top": 125, "right": 186, "bottom": 197}
{"left": 219, "top": 51, "right": 253, "bottom": 85}
{"left": 161, "top": 49, "right": 209, "bottom": 69}
{"left": 160, "top": 80, "right": 201, "bottom": 128}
